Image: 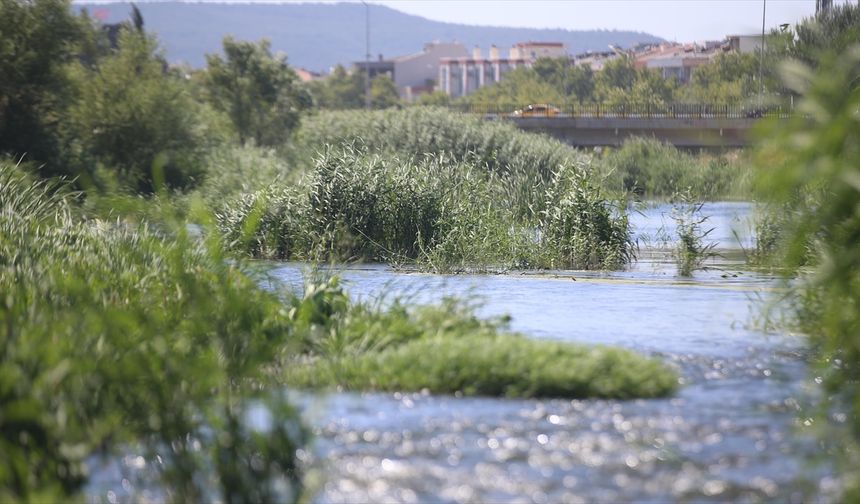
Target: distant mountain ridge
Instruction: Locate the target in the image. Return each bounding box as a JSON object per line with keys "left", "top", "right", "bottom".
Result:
{"left": 73, "top": 2, "right": 665, "bottom": 72}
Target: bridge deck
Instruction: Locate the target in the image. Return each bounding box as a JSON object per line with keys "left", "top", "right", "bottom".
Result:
{"left": 497, "top": 116, "right": 758, "bottom": 147}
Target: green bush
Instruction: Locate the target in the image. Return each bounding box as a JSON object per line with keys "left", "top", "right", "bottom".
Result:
{"left": 198, "top": 144, "right": 296, "bottom": 204}
{"left": 539, "top": 164, "right": 632, "bottom": 270}
{"left": 294, "top": 107, "right": 584, "bottom": 217}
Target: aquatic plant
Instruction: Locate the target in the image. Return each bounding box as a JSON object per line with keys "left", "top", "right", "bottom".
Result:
{"left": 218, "top": 146, "right": 633, "bottom": 272}
{"left": 539, "top": 163, "right": 633, "bottom": 270}
{"left": 668, "top": 190, "right": 718, "bottom": 276}
{"left": 196, "top": 144, "right": 296, "bottom": 204}
{"left": 293, "top": 107, "right": 584, "bottom": 217}
{"left": 282, "top": 278, "right": 679, "bottom": 399}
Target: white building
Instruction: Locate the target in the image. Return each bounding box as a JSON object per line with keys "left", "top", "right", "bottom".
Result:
{"left": 354, "top": 42, "right": 468, "bottom": 101}
{"left": 439, "top": 42, "right": 567, "bottom": 98}
{"left": 727, "top": 34, "right": 765, "bottom": 54}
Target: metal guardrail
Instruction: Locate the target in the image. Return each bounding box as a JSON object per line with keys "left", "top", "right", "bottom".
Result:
{"left": 448, "top": 103, "right": 794, "bottom": 119}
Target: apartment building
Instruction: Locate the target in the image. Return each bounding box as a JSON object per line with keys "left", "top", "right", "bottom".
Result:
{"left": 439, "top": 41, "right": 566, "bottom": 98}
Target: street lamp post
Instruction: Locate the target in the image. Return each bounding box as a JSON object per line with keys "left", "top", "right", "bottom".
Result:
{"left": 759, "top": 0, "right": 766, "bottom": 105}
{"left": 363, "top": 1, "right": 371, "bottom": 110}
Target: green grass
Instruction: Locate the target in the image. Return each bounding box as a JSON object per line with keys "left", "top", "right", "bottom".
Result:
{"left": 289, "top": 334, "right": 678, "bottom": 399}
{"left": 282, "top": 279, "right": 679, "bottom": 399}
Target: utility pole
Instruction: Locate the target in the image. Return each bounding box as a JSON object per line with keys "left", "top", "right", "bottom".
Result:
{"left": 363, "top": 1, "right": 371, "bottom": 110}
{"left": 759, "top": 0, "right": 766, "bottom": 105}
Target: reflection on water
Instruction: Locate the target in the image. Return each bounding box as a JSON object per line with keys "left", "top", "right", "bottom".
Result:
{"left": 630, "top": 201, "right": 757, "bottom": 251}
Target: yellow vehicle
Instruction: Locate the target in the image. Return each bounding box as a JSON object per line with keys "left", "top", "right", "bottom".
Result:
{"left": 512, "top": 104, "right": 561, "bottom": 117}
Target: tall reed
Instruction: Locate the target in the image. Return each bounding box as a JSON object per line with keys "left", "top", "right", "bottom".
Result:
{"left": 218, "top": 145, "right": 634, "bottom": 272}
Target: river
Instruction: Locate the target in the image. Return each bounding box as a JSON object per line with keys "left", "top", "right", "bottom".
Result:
{"left": 87, "top": 202, "right": 842, "bottom": 502}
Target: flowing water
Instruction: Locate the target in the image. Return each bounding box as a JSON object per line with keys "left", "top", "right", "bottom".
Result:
{"left": 87, "top": 202, "right": 842, "bottom": 502}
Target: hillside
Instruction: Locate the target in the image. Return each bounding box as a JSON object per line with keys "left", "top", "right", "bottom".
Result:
{"left": 73, "top": 2, "right": 665, "bottom": 72}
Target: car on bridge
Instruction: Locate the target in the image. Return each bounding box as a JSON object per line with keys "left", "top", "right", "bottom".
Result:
{"left": 512, "top": 104, "right": 561, "bottom": 117}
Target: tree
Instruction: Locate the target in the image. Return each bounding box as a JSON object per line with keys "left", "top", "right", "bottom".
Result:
{"left": 0, "top": 0, "right": 87, "bottom": 173}
{"left": 680, "top": 52, "right": 758, "bottom": 102}
{"left": 526, "top": 57, "right": 595, "bottom": 103}
{"left": 204, "top": 37, "right": 311, "bottom": 146}
{"left": 463, "top": 68, "right": 564, "bottom": 108}
{"left": 370, "top": 74, "right": 400, "bottom": 109}
{"left": 307, "top": 64, "right": 365, "bottom": 109}
{"left": 566, "top": 64, "right": 596, "bottom": 104}
{"left": 67, "top": 31, "right": 203, "bottom": 193}
{"left": 596, "top": 62, "right": 676, "bottom": 108}
{"left": 415, "top": 90, "right": 450, "bottom": 106}
{"left": 595, "top": 57, "right": 638, "bottom": 95}
{"left": 783, "top": 2, "right": 860, "bottom": 66}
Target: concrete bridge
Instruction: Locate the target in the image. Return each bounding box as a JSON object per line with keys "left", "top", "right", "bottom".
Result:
{"left": 463, "top": 104, "right": 790, "bottom": 148}
{"left": 503, "top": 116, "right": 757, "bottom": 148}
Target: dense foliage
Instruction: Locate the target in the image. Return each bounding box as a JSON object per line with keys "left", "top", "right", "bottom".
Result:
{"left": 595, "top": 137, "right": 749, "bottom": 199}
{"left": 305, "top": 65, "right": 401, "bottom": 110}
{"left": 204, "top": 37, "right": 311, "bottom": 147}
{"left": 753, "top": 44, "right": 860, "bottom": 496}
{"left": 0, "top": 0, "right": 86, "bottom": 173}
{"left": 67, "top": 31, "right": 204, "bottom": 192}
{"left": 295, "top": 107, "right": 581, "bottom": 215}
{"left": 218, "top": 144, "right": 632, "bottom": 271}
{"left": 0, "top": 162, "right": 308, "bottom": 501}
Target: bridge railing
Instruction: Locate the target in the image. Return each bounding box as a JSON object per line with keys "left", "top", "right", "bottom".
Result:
{"left": 447, "top": 103, "right": 794, "bottom": 119}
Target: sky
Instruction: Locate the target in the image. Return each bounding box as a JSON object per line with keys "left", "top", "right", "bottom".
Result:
{"left": 370, "top": 0, "right": 849, "bottom": 42}
{"left": 75, "top": 0, "right": 856, "bottom": 43}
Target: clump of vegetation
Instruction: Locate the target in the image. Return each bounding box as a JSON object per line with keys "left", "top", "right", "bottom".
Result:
{"left": 668, "top": 191, "right": 718, "bottom": 276}
{"left": 594, "top": 137, "right": 750, "bottom": 200}
{"left": 0, "top": 162, "right": 307, "bottom": 501}
{"left": 753, "top": 40, "right": 860, "bottom": 497}
{"left": 218, "top": 145, "right": 633, "bottom": 271}
{"left": 294, "top": 107, "right": 583, "bottom": 217}
{"left": 539, "top": 164, "right": 633, "bottom": 270}
{"left": 283, "top": 278, "right": 678, "bottom": 399}
{"left": 197, "top": 144, "right": 297, "bottom": 204}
